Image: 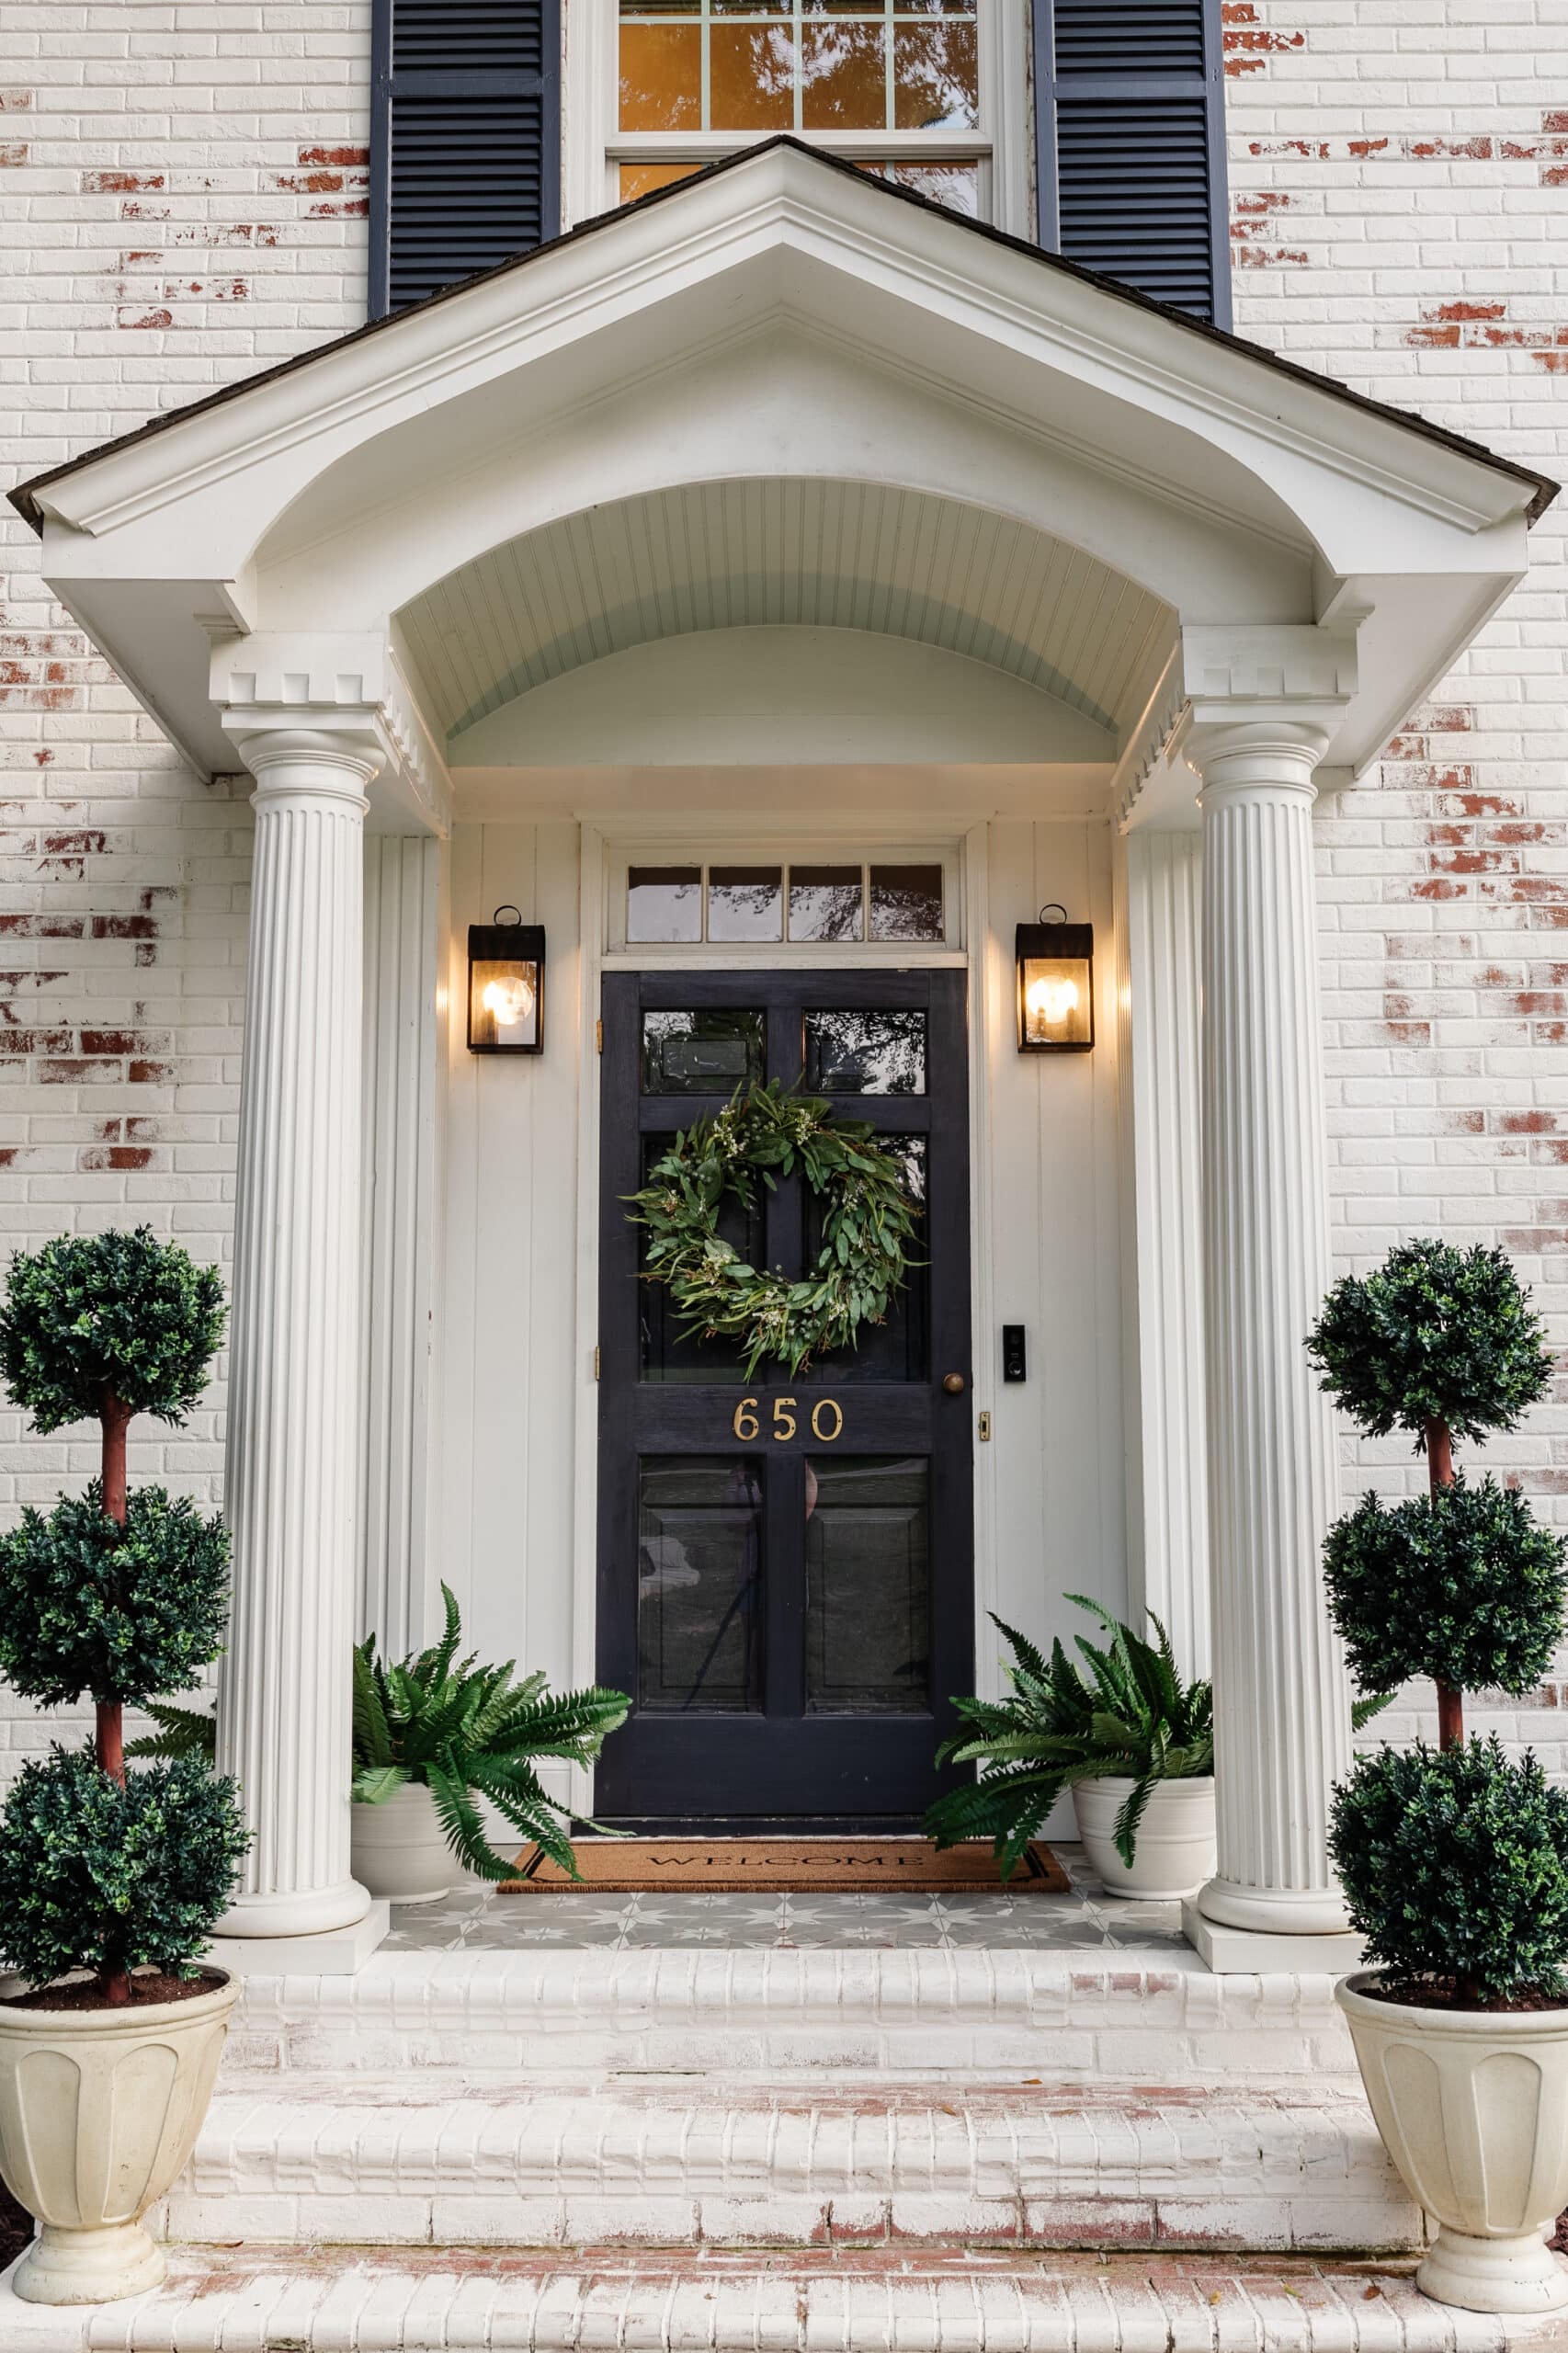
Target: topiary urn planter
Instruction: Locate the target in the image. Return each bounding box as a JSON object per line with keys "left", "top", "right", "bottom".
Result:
{"left": 1336, "top": 1972, "right": 1568, "bottom": 2313}
{"left": 0, "top": 1968, "right": 236, "bottom": 2304}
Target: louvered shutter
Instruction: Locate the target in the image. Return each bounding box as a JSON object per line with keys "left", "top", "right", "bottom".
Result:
{"left": 369, "top": 0, "right": 561, "bottom": 319}
{"left": 1034, "top": 1, "right": 1230, "bottom": 328}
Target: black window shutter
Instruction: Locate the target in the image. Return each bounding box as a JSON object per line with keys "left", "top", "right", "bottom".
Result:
{"left": 1033, "top": 1, "right": 1231, "bottom": 329}
{"left": 369, "top": 0, "right": 561, "bottom": 319}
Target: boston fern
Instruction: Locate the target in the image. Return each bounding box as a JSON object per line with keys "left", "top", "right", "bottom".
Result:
{"left": 926, "top": 1597, "right": 1212, "bottom": 1879}
{"left": 353, "top": 1585, "right": 630, "bottom": 1881}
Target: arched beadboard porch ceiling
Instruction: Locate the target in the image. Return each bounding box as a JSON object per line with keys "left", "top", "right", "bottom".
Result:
{"left": 398, "top": 481, "right": 1171, "bottom": 750}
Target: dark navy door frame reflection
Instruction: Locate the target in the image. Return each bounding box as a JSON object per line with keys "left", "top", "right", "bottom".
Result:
{"left": 595, "top": 968, "right": 974, "bottom": 1832}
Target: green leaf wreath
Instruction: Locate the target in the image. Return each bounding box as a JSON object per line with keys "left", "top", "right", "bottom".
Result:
{"left": 626, "top": 1078, "right": 921, "bottom": 1378}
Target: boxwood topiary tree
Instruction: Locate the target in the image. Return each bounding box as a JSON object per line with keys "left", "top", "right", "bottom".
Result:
{"left": 1309, "top": 1239, "right": 1568, "bottom": 2005}
{"left": 1308, "top": 1237, "right": 1558, "bottom": 1748}
{"left": 0, "top": 1229, "right": 245, "bottom": 2006}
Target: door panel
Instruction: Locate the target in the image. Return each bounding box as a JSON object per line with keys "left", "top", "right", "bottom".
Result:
{"left": 596, "top": 968, "right": 972, "bottom": 1829}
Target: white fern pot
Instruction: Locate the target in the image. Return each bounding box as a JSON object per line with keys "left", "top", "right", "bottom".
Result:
{"left": 350, "top": 1778, "right": 453, "bottom": 1904}
{"left": 1336, "top": 1972, "right": 1568, "bottom": 2313}
{"left": 1071, "top": 1775, "right": 1216, "bottom": 1900}
{"left": 0, "top": 1968, "right": 236, "bottom": 2304}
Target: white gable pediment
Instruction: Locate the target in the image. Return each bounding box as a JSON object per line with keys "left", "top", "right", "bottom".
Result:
{"left": 14, "top": 140, "right": 1549, "bottom": 788}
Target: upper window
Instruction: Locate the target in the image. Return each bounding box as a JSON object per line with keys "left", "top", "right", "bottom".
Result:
{"left": 607, "top": 1, "right": 1016, "bottom": 226}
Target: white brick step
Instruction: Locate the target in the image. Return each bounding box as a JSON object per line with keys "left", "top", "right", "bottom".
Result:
{"left": 167, "top": 2079, "right": 1423, "bottom": 2254}
{"left": 233, "top": 1949, "right": 1358, "bottom": 2085}
{"left": 0, "top": 2245, "right": 1522, "bottom": 2353}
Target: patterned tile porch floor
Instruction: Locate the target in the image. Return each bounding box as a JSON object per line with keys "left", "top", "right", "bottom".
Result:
{"left": 384, "top": 1843, "right": 1186, "bottom": 1952}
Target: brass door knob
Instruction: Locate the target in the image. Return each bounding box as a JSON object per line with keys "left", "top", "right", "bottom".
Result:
{"left": 941, "top": 1372, "right": 967, "bottom": 1395}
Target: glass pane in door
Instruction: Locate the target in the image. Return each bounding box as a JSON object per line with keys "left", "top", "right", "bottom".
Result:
{"left": 641, "top": 1008, "right": 765, "bottom": 1094}
{"left": 638, "top": 1456, "right": 764, "bottom": 1711}
{"left": 803, "top": 1008, "right": 926, "bottom": 1096}
{"left": 805, "top": 1454, "right": 929, "bottom": 1714}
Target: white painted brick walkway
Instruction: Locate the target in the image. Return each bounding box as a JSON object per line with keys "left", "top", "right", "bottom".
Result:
{"left": 0, "top": 2245, "right": 1528, "bottom": 2352}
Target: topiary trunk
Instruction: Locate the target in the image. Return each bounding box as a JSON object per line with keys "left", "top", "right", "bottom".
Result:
{"left": 1426, "top": 1416, "right": 1464, "bottom": 1751}
{"left": 97, "top": 1393, "right": 132, "bottom": 2005}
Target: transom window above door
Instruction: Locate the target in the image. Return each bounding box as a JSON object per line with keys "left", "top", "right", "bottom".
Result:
{"left": 621, "top": 858, "right": 949, "bottom": 947}
{"left": 611, "top": 0, "right": 1019, "bottom": 226}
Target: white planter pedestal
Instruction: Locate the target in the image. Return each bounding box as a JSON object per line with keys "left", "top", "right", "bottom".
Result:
{"left": 0, "top": 1971, "right": 236, "bottom": 2305}
{"left": 350, "top": 1781, "right": 454, "bottom": 1905}
{"left": 1337, "top": 1972, "right": 1568, "bottom": 2314}
{"left": 1072, "top": 1777, "right": 1216, "bottom": 1901}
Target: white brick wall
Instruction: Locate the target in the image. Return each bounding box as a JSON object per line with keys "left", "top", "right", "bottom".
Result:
{"left": 1226, "top": 0, "right": 1568, "bottom": 1768}
{"left": 0, "top": 4, "right": 1562, "bottom": 1783}
{"left": 0, "top": 4, "right": 371, "bottom": 1773}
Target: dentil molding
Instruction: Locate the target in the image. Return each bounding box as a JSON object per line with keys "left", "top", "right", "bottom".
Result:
{"left": 211, "top": 630, "right": 452, "bottom": 837}
{"left": 1179, "top": 622, "right": 1358, "bottom": 715}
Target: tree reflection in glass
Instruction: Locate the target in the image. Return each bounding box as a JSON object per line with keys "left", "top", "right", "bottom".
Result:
{"left": 804, "top": 1009, "right": 926, "bottom": 1097}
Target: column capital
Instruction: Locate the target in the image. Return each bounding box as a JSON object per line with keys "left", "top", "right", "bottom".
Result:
{"left": 210, "top": 629, "right": 451, "bottom": 837}
{"left": 1182, "top": 716, "right": 1333, "bottom": 805}
{"left": 221, "top": 717, "right": 383, "bottom": 815}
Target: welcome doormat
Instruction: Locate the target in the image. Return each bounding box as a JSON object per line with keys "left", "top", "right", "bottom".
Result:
{"left": 500, "top": 1837, "right": 1069, "bottom": 1894}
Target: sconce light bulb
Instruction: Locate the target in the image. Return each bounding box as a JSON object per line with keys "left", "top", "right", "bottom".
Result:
{"left": 482, "top": 972, "right": 534, "bottom": 1029}
{"left": 1026, "top": 972, "right": 1080, "bottom": 1027}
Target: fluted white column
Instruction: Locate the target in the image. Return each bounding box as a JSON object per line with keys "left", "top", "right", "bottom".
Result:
{"left": 1119, "top": 828, "right": 1210, "bottom": 1677}
{"left": 1189, "top": 722, "right": 1353, "bottom": 1938}
{"left": 214, "top": 728, "right": 381, "bottom": 1940}
{"left": 359, "top": 835, "right": 444, "bottom": 1660}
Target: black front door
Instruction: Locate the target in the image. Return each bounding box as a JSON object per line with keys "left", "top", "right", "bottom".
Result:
{"left": 596, "top": 970, "right": 973, "bottom": 1829}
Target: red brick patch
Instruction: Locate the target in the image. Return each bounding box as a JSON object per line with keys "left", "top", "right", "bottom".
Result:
{"left": 82, "top": 168, "right": 165, "bottom": 194}
{"left": 1221, "top": 3, "right": 1304, "bottom": 74}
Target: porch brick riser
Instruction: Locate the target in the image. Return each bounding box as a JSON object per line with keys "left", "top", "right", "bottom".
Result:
{"left": 222, "top": 1953, "right": 1361, "bottom": 2083}
{"left": 159, "top": 2190, "right": 1425, "bottom": 2256}
{"left": 160, "top": 2091, "right": 1422, "bottom": 2255}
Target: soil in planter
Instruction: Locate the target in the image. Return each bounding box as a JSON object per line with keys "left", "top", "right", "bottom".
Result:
{"left": 1359, "top": 1976, "right": 1566, "bottom": 2014}
{"left": 0, "top": 2177, "right": 29, "bottom": 2270}
{"left": 2, "top": 1966, "right": 226, "bottom": 2012}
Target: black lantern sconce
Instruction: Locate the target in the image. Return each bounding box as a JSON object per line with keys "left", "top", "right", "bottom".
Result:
{"left": 467, "top": 905, "right": 544, "bottom": 1054}
{"left": 1016, "top": 903, "right": 1094, "bottom": 1053}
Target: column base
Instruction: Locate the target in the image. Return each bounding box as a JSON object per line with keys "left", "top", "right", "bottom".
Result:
{"left": 203, "top": 1899, "right": 390, "bottom": 1977}
{"left": 1196, "top": 1873, "right": 1351, "bottom": 1936}
{"left": 213, "top": 1873, "right": 373, "bottom": 1940}
{"left": 1183, "top": 1898, "right": 1365, "bottom": 1976}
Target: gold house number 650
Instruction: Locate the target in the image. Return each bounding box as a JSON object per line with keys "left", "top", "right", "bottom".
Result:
{"left": 733, "top": 1395, "right": 843, "bottom": 1442}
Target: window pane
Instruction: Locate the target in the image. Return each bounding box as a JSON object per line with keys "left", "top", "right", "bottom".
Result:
{"left": 628, "top": 865, "right": 701, "bottom": 942}
{"left": 639, "top": 1456, "right": 763, "bottom": 1711}
{"left": 869, "top": 862, "right": 944, "bottom": 941}
{"left": 619, "top": 161, "right": 705, "bottom": 203}
{"left": 711, "top": 24, "right": 796, "bottom": 128}
{"left": 860, "top": 157, "right": 980, "bottom": 218}
{"left": 801, "top": 21, "right": 886, "bottom": 130}
{"left": 803, "top": 1009, "right": 926, "bottom": 1097}
{"left": 790, "top": 864, "right": 863, "bottom": 942}
{"left": 642, "top": 1007, "right": 765, "bottom": 1095}
{"left": 619, "top": 21, "right": 701, "bottom": 130}
{"left": 806, "top": 1455, "right": 929, "bottom": 1714}
{"left": 709, "top": 865, "right": 783, "bottom": 942}
{"left": 893, "top": 21, "right": 977, "bottom": 130}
